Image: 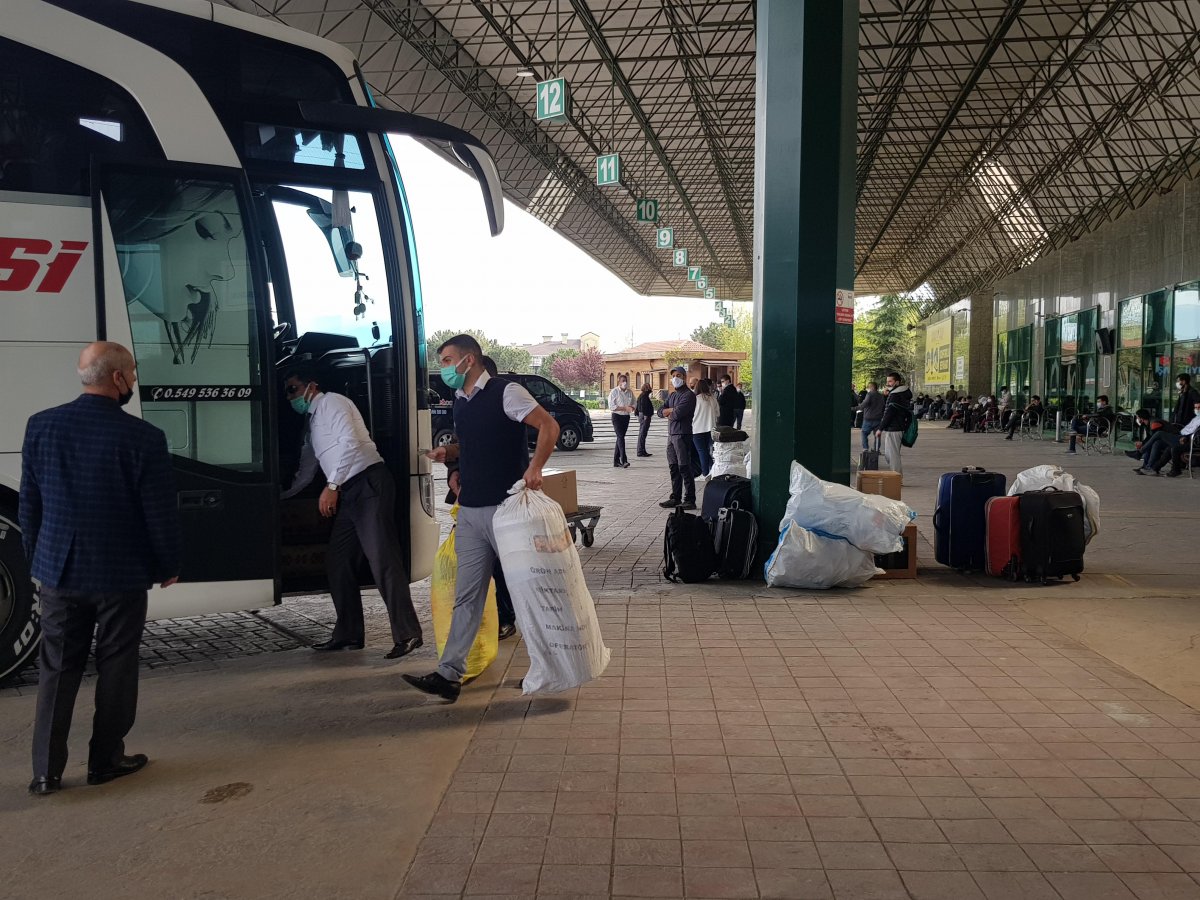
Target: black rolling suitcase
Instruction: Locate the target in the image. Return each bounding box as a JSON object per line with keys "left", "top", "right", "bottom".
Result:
{"left": 702, "top": 474, "right": 752, "bottom": 525}
{"left": 859, "top": 448, "right": 883, "bottom": 470}
{"left": 712, "top": 503, "right": 758, "bottom": 579}
{"left": 1018, "top": 488, "right": 1085, "bottom": 583}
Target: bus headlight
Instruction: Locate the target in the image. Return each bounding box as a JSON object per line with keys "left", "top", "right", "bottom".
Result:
{"left": 418, "top": 473, "right": 435, "bottom": 517}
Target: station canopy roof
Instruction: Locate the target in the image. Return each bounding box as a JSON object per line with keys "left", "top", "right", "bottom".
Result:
{"left": 227, "top": 0, "right": 1200, "bottom": 311}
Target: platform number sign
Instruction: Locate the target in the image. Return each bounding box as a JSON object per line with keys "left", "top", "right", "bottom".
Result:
{"left": 696, "top": 277, "right": 708, "bottom": 290}
{"left": 656, "top": 227, "right": 674, "bottom": 249}
{"left": 636, "top": 198, "right": 659, "bottom": 223}
{"left": 536, "top": 78, "right": 571, "bottom": 123}
{"left": 687, "top": 266, "right": 701, "bottom": 282}
{"left": 596, "top": 153, "right": 621, "bottom": 186}
{"left": 673, "top": 248, "right": 688, "bottom": 267}
{"left": 714, "top": 301, "right": 723, "bottom": 312}
{"left": 705, "top": 288, "right": 716, "bottom": 300}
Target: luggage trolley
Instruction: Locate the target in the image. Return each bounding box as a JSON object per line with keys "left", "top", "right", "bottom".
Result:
{"left": 566, "top": 505, "right": 603, "bottom": 547}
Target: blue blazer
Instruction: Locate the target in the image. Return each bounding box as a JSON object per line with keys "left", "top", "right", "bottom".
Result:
{"left": 20, "top": 394, "right": 181, "bottom": 591}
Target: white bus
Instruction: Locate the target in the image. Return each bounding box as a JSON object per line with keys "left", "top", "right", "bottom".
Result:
{"left": 0, "top": 0, "right": 505, "bottom": 678}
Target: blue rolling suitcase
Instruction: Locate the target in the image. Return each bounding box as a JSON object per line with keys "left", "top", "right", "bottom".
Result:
{"left": 934, "top": 467, "right": 1006, "bottom": 571}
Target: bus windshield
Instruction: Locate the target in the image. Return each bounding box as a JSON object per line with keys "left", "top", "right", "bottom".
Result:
{"left": 268, "top": 184, "right": 392, "bottom": 350}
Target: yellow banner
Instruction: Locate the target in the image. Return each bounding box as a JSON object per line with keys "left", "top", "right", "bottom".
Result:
{"left": 924, "top": 319, "right": 952, "bottom": 384}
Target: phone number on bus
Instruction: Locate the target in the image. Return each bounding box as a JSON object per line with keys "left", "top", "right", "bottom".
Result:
{"left": 141, "top": 385, "right": 263, "bottom": 401}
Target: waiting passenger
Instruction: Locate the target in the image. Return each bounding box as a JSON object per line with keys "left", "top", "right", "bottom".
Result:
{"left": 878, "top": 371, "right": 912, "bottom": 475}
{"left": 1171, "top": 373, "right": 1200, "bottom": 428}
{"left": 855, "top": 382, "right": 885, "bottom": 451}
{"left": 1065, "top": 394, "right": 1116, "bottom": 454}
{"left": 1123, "top": 409, "right": 1155, "bottom": 459}
{"left": 1164, "top": 400, "right": 1200, "bottom": 477}
{"left": 1005, "top": 395, "right": 1044, "bottom": 439}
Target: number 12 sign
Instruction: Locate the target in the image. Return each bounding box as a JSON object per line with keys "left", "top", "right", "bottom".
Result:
{"left": 535, "top": 78, "right": 571, "bottom": 123}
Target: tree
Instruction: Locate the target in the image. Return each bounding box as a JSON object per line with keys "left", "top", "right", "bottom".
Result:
{"left": 539, "top": 347, "right": 579, "bottom": 377}
{"left": 690, "top": 322, "right": 734, "bottom": 349}
{"left": 853, "top": 293, "right": 919, "bottom": 385}
{"left": 689, "top": 312, "right": 754, "bottom": 389}
{"left": 550, "top": 348, "right": 605, "bottom": 392}
{"left": 424, "top": 328, "right": 531, "bottom": 375}
{"left": 488, "top": 344, "right": 532, "bottom": 375}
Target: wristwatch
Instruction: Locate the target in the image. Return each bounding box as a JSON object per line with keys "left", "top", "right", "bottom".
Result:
{"left": 327, "top": 482, "right": 339, "bottom": 492}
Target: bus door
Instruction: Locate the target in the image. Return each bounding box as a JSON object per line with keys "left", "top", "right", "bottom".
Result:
{"left": 96, "top": 164, "right": 279, "bottom": 614}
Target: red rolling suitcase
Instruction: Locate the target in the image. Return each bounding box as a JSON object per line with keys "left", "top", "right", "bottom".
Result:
{"left": 985, "top": 496, "right": 1022, "bottom": 579}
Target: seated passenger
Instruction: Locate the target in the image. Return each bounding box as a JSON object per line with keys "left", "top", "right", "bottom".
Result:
{"left": 1131, "top": 415, "right": 1175, "bottom": 474}
{"left": 1065, "top": 395, "right": 1115, "bottom": 454}
{"left": 1005, "top": 395, "right": 1043, "bottom": 439}
{"left": 1163, "top": 399, "right": 1200, "bottom": 477}
{"left": 1123, "top": 409, "right": 1155, "bottom": 459}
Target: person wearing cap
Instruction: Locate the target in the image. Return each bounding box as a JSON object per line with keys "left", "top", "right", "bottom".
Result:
{"left": 658, "top": 366, "right": 697, "bottom": 509}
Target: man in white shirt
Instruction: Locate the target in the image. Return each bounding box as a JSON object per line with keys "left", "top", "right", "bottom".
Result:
{"left": 1164, "top": 399, "right": 1200, "bottom": 477}
{"left": 282, "top": 364, "right": 423, "bottom": 659}
{"left": 608, "top": 376, "right": 634, "bottom": 468}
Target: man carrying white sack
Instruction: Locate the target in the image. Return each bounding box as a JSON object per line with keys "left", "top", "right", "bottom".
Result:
{"left": 406, "top": 335, "right": 560, "bottom": 703}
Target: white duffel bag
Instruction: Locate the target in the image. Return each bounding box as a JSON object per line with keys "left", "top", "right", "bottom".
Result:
{"left": 780, "top": 461, "right": 915, "bottom": 554}
{"left": 493, "top": 483, "right": 610, "bottom": 694}
{"left": 710, "top": 440, "right": 749, "bottom": 478}
{"left": 764, "top": 522, "right": 881, "bottom": 589}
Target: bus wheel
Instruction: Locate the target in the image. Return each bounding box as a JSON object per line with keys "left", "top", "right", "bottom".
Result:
{"left": 433, "top": 429, "right": 454, "bottom": 448}
{"left": 0, "top": 509, "right": 40, "bottom": 682}
{"left": 556, "top": 425, "right": 581, "bottom": 451}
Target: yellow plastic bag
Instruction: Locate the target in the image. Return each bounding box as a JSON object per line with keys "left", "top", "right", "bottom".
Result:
{"left": 430, "top": 506, "right": 498, "bottom": 682}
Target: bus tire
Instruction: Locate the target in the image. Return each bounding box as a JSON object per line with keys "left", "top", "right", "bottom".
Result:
{"left": 0, "top": 507, "right": 40, "bottom": 682}
{"left": 556, "top": 425, "right": 581, "bottom": 451}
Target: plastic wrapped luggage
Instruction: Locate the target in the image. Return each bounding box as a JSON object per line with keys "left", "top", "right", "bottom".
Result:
{"left": 934, "top": 467, "right": 1006, "bottom": 571}
{"left": 764, "top": 523, "right": 880, "bottom": 589}
{"left": 984, "top": 495, "right": 1022, "bottom": 579}
{"left": 1018, "top": 488, "right": 1085, "bottom": 583}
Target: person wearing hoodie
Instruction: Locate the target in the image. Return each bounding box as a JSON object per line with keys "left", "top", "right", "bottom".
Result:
{"left": 854, "top": 382, "right": 885, "bottom": 450}
{"left": 877, "top": 371, "right": 913, "bottom": 475}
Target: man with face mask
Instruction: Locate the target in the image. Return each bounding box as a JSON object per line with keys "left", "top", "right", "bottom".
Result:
{"left": 877, "top": 371, "right": 913, "bottom": 474}
{"left": 1064, "top": 395, "right": 1116, "bottom": 454}
{"left": 20, "top": 342, "right": 181, "bottom": 796}
{"left": 1163, "top": 399, "right": 1200, "bottom": 477}
{"left": 658, "top": 366, "right": 698, "bottom": 509}
{"left": 1171, "top": 373, "right": 1200, "bottom": 429}
{"left": 404, "top": 335, "right": 559, "bottom": 702}
{"left": 608, "top": 375, "right": 635, "bottom": 468}
{"left": 281, "top": 363, "right": 423, "bottom": 659}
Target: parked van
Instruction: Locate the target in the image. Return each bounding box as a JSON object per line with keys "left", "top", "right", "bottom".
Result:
{"left": 429, "top": 372, "right": 595, "bottom": 452}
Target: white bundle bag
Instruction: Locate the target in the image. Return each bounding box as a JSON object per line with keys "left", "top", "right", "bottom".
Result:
{"left": 1007, "top": 465, "right": 1101, "bottom": 543}
{"left": 780, "top": 461, "right": 915, "bottom": 554}
{"left": 710, "top": 440, "right": 749, "bottom": 478}
{"left": 493, "top": 483, "right": 610, "bottom": 694}
{"left": 765, "top": 522, "right": 881, "bottom": 589}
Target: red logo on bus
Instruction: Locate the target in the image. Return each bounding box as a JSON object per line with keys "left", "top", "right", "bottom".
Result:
{"left": 0, "top": 238, "right": 89, "bottom": 293}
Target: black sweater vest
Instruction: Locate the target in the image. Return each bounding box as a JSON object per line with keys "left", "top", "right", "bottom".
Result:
{"left": 454, "top": 377, "right": 530, "bottom": 507}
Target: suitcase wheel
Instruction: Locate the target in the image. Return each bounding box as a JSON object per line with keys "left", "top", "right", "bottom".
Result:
{"left": 1071, "top": 574, "right": 1080, "bottom": 582}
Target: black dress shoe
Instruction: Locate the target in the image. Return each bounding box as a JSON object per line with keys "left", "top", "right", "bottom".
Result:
{"left": 680, "top": 501, "right": 697, "bottom": 510}
{"left": 659, "top": 498, "right": 681, "bottom": 509}
{"left": 87, "top": 754, "right": 148, "bottom": 785}
{"left": 401, "top": 672, "right": 461, "bottom": 702}
{"left": 622, "top": 462, "right": 631, "bottom": 468}
{"left": 385, "top": 637, "right": 423, "bottom": 659}
{"left": 637, "top": 453, "right": 653, "bottom": 457}
{"left": 28, "top": 776, "right": 62, "bottom": 796}
{"left": 313, "top": 637, "right": 364, "bottom": 652}
{"left": 498, "top": 623, "right": 517, "bottom": 641}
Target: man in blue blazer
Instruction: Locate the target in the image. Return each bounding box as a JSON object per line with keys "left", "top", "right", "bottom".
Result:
{"left": 20, "top": 342, "right": 181, "bottom": 796}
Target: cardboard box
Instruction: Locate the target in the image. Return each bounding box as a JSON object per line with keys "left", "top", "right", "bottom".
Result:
{"left": 541, "top": 469, "right": 578, "bottom": 515}
{"left": 873, "top": 523, "right": 918, "bottom": 580}
{"left": 857, "top": 470, "right": 903, "bottom": 501}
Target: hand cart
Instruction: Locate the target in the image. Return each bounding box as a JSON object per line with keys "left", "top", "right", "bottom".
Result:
{"left": 565, "top": 505, "right": 602, "bottom": 547}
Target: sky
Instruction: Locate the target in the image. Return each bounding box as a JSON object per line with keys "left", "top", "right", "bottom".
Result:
{"left": 390, "top": 136, "right": 744, "bottom": 353}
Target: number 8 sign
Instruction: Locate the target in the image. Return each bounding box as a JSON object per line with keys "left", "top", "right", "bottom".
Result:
{"left": 673, "top": 248, "right": 688, "bottom": 267}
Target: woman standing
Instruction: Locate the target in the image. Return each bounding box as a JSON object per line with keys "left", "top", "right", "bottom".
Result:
{"left": 635, "top": 383, "right": 654, "bottom": 457}
{"left": 691, "top": 378, "right": 719, "bottom": 479}
{"left": 609, "top": 375, "right": 635, "bottom": 468}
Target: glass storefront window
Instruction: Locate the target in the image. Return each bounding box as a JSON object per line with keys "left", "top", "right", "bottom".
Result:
{"left": 1061, "top": 313, "right": 1079, "bottom": 356}
{"left": 1116, "top": 348, "right": 1141, "bottom": 412}
{"left": 1145, "top": 290, "right": 1172, "bottom": 345}
{"left": 1142, "top": 347, "right": 1170, "bottom": 418}
{"left": 1174, "top": 341, "right": 1200, "bottom": 387}
{"left": 1119, "top": 297, "right": 1143, "bottom": 348}
{"left": 1175, "top": 283, "right": 1200, "bottom": 342}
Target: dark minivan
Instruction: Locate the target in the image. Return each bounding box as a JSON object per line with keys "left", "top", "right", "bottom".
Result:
{"left": 429, "top": 371, "right": 595, "bottom": 452}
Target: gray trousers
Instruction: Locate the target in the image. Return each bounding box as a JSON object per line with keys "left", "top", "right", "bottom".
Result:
{"left": 33, "top": 587, "right": 147, "bottom": 778}
{"left": 436, "top": 504, "right": 500, "bottom": 682}
{"left": 879, "top": 430, "right": 903, "bottom": 475}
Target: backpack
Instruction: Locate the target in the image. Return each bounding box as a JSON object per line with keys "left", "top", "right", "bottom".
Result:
{"left": 902, "top": 413, "right": 919, "bottom": 448}
{"left": 662, "top": 507, "right": 717, "bottom": 583}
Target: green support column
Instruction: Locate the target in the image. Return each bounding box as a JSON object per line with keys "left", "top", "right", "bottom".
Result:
{"left": 751, "top": 0, "right": 858, "bottom": 554}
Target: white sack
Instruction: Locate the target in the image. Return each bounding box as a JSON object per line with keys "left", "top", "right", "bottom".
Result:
{"left": 494, "top": 484, "right": 610, "bottom": 694}
{"left": 1007, "top": 464, "right": 1101, "bottom": 543}
{"left": 781, "top": 461, "right": 915, "bottom": 554}
{"left": 710, "top": 440, "right": 749, "bottom": 478}
{"left": 764, "top": 522, "right": 881, "bottom": 589}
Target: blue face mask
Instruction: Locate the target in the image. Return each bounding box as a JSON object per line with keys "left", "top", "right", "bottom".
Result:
{"left": 441, "top": 357, "right": 469, "bottom": 390}
{"left": 289, "top": 383, "right": 313, "bottom": 414}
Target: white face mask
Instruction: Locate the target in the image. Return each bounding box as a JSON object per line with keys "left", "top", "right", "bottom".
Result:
{"left": 619, "top": 381, "right": 627, "bottom": 390}
{"left": 672, "top": 377, "right": 685, "bottom": 389}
